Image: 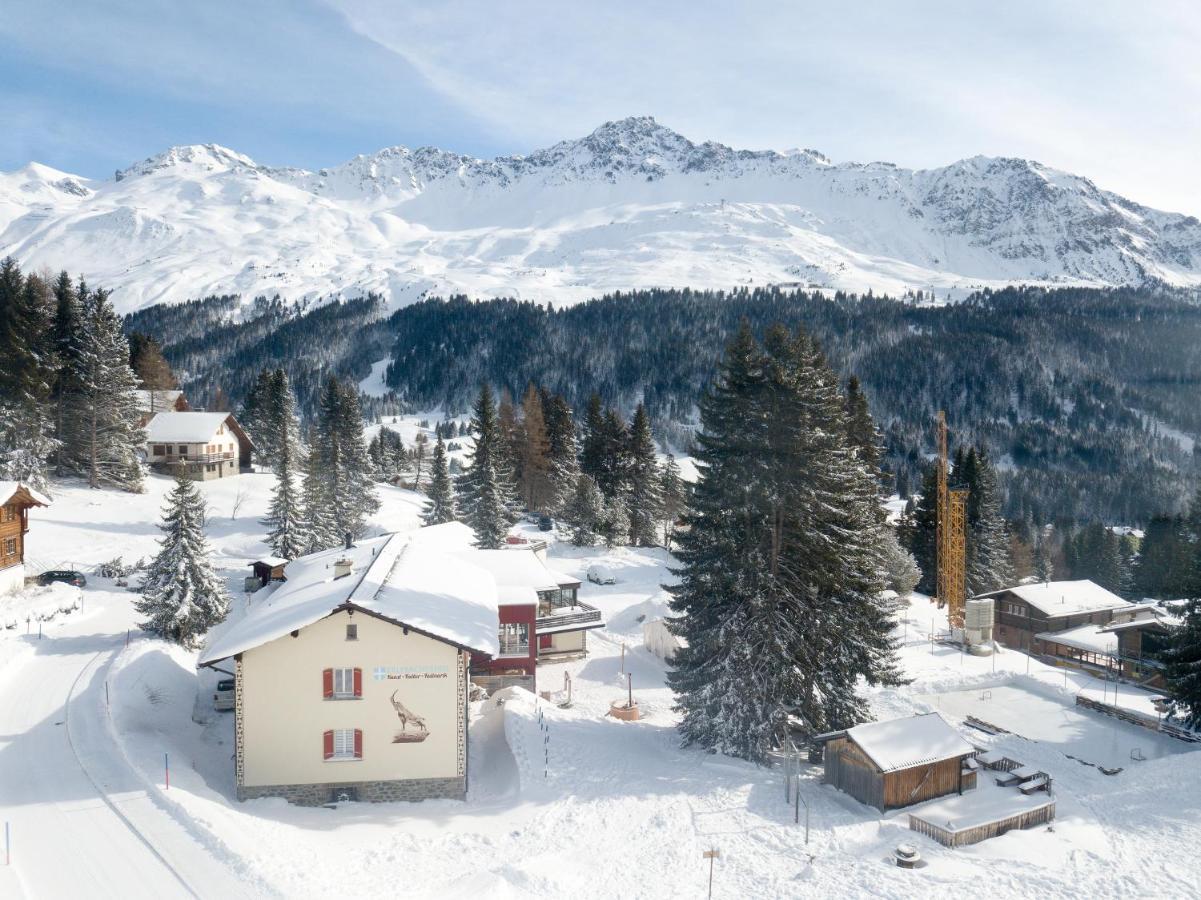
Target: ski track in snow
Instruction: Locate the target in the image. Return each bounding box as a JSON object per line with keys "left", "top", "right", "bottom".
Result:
{"left": 1, "top": 450, "right": 1199, "bottom": 897}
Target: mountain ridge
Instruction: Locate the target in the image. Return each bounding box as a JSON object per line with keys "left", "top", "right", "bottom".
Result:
{"left": 3, "top": 116, "right": 1200, "bottom": 312}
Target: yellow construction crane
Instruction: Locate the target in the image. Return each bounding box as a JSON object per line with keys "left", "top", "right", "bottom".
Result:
{"left": 935, "top": 411, "right": 968, "bottom": 631}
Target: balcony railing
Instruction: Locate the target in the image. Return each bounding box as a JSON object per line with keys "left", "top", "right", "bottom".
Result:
{"left": 536, "top": 601, "right": 602, "bottom": 630}
{"left": 153, "top": 452, "right": 236, "bottom": 465}
{"left": 497, "top": 637, "right": 530, "bottom": 657}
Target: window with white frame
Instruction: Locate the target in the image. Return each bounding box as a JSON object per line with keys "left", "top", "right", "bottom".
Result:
{"left": 331, "top": 728, "right": 357, "bottom": 759}
{"left": 332, "top": 667, "right": 355, "bottom": 698}
{"left": 498, "top": 622, "right": 530, "bottom": 656}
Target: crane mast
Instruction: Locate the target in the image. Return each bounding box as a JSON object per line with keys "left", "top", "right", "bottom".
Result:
{"left": 935, "top": 411, "right": 968, "bottom": 631}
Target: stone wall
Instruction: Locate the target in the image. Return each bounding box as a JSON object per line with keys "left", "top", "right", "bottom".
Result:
{"left": 238, "top": 775, "right": 466, "bottom": 806}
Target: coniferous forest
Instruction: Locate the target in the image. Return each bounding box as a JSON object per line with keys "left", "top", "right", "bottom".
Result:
{"left": 126, "top": 283, "right": 1201, "bottom": 525}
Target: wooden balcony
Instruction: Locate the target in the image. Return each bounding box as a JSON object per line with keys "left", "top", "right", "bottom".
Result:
{"left": 536, "top": 601, "right": 602, "bottom": 630}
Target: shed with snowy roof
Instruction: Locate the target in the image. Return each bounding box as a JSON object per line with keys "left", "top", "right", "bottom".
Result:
{"left": 812, "top": 713, "right": 976, "bottom": 811}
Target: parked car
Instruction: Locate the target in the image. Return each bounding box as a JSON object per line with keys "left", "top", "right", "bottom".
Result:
{"left": 37, "top": 570, "right": 86, "bottom": 588}
{"left": 587, "top": 564, "right": 616, "bottom": 585}
{"left": 213, "top": 677, "right": 236, "bottom": 711}
{"left": 538, "top": 514, "right": 554, "bottom": 532}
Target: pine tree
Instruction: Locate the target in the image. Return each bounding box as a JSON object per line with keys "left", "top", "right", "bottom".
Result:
{"left": 240, "top": 370, "right": 278, "bottom": 467}
{"left": 135, "top": 477, "right": 230, "bottom": 648}
{"left": 659, "top": 453, "right": 687, "bottom": 549}
{"left": 262, "top": 370, "right": 306, "bottom": 559}
{"left": 579, "top": 393, "right": 606, "bottom": 485}
{"left": 69, "top": 288, "right": 145, "bottom": 491}
{"left": 518, "top": 384, "right": 552, "bottom": 511}
{"left": 50, "top": 271, "right": 81, "bottom": 477}
{"left": 626, "top": 403, "right": 662, "bottom": 546}
{"left": 965, "top": 448, "right": 1014, "bottom": 595}
{"left": 0, "top": 263, "right": 57, "bottom": 489}
{"left": 1118, "top": 532, "right": 1138, "bottom": 598}
{"left": 422, "top": 434, "right": 457, "bottom": 526}
{"left": 564, "top": 474, "right": 604, "bottom": 546}
{"left": 668, "top": 322, "right": 902, "bottom": 761}
{"left": 410, "top": 431, "right": 429, "bottom": 489}
{"left": 1034, "top": 530, "right": 1055, "bottom": 582}
{"left": 1164, "top": 598, "right": 1201, "bottom": 728}
{"left": 301, "top": 446, "right": 340, "bottom": 553}
{"left": 902, "top": 465, "right": 939, "bottom": 594}
{"left": 457, "top": 383, "right": 519, "bottom": 548}
{"left": 543, "top": 392, "right": 580, "bottom": 515}
{"left": 843, "top": 375, "right": 882, "bottom": 472}
{"left": 128, "top": 333, "right": 178, "bottom": 392}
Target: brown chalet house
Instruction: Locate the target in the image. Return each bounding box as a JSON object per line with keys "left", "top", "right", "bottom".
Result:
{"left": 0, "top": 482, "right": 50, "bottom": 595}
{"left": 144, "top": 411, "right": 254, "bottom": 481}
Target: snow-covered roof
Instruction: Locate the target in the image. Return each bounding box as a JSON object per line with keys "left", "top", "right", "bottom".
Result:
{"left": 845, "top": 713, "right": 975, "bottom": 773}
{"left": 200, "top": 528, "right": 503, "bottom": 664}
{"left": 1036, "top": 623, "right": 1119, "bottom": 656}
{"left": 145, "top": 411, "right": 233, "bottom": 443}
{"left": 250, "top": 556, "right": 289, "bottom": 568}
{"left": 979, "top": 580, "right": 1132, "bottom": 617}
{"left": 0, "top": 481, "right": 50, "bottom": 507}
{"left": 451, "top": 547, "right": 577, "bottom": 601}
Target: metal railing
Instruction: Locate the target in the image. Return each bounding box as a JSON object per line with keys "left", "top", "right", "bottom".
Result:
{"left": 535, "top": 602, "right": 602, "bottom": 629}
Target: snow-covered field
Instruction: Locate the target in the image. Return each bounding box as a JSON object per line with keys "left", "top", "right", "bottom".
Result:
{"left": 2, "top": 471, "right": 1199, "bottom": 898}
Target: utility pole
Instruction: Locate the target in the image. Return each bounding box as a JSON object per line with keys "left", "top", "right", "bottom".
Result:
{"left": 704, "top": 849, "right": 720, "bottom": 899}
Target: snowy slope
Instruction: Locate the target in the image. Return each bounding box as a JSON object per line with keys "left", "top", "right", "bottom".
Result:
{"left": 4, "top": 117, "right": 1201, "bottom": 312}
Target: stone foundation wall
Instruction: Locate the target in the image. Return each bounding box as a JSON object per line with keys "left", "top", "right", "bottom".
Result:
{"left": 238, "top": 775, "right": 465, "bottom": 806}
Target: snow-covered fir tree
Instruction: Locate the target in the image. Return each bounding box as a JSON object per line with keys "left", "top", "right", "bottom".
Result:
{"left": 1165, "top": 597, "right": 1201, "bottom": 727}
{"left": 422, "top": 434, "right": 457, "bottom": 526}
{"left": 518, "top": 384, "right": 552, "bottom": 512}
{"left": 626, "top": 403, "right": 662, "bottom": 546}
{"left": 262, "top": 370, "right": 307, "bottom": 559}
{"left": 667, "top": 323, "right": 902, "bottom": 761}
{"left": 69, "top": 288, "right": 145, "bottom": 491}
{"left": 306, "top": 376, "right": 378, "bottom": 542}
{"left": 659, "top": 453, "right": 687, "bottom": 549}
{"left": 301, "top": 446, "right": 340, "bottom": 553}
{"left": 367, "top": 426, "right": 406, "bottom": 482}
{"left": 564, "top": 474, "right": 604, "bottom": 546}
{"left": 50, "top": 272, "right": 82, "bottom": 477}
{"left": 134, "top": 476, "right": 230, "bottom": 647}
{"left": 0, "top": 262, "right": 58, "bottom": 490}
{"left": 1034, "top": 531, "right": 1055, "bottom": 582}
{"left": 964, "top": 448, "right": 1014, "bottom": 595}
{"left": 457, "top": 383, "right": 519, "bottom": 548}
{"left": 543, "top": 391, "right": 581, "bottom": 515}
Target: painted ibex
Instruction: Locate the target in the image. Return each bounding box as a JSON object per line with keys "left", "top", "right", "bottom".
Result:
{"left": 390, "top": 690, "right": 429, "bottom": 734}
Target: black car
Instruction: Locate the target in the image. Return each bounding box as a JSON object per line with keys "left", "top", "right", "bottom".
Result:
{"left": 38, "top": 570, "right": 87, "bottom": 588}
{"left": 538, "top": 514, "right": 554, "bottom": 531}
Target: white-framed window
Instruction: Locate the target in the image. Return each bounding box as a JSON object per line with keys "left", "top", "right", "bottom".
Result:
{"left": 333, "top": 667, "right": 355, "bottom": 698}
{"left": 3, "top": 537, "right": 15, "bottom": 556}
{"left": 499, "top": 622, "right": 530, "bottom": 656}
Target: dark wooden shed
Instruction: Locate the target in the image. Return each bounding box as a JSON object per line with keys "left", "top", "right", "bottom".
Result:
{"left": 813, "top": 713, "right": 976, "bottom": 812}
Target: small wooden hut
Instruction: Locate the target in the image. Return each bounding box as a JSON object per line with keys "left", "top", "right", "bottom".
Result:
{"left": 813, "top": 713, "right": 976, "bottom": 812}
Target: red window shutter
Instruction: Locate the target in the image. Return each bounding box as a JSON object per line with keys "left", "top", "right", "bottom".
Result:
{"left": 322, "top": 668, "right": 333, "bottom": 698}
{"left": 323, "top": 730, "right": 334, "bottom": 760}
{"left": 353, "top": 668, "right": 362, "bottom": 697}
{"left": 354, "top": 728, "right": 363, "bottom": 759}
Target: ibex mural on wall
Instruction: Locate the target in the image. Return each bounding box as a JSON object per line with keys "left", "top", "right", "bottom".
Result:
{"left": 390, "top": 690, "right": 430, "bottom": 744}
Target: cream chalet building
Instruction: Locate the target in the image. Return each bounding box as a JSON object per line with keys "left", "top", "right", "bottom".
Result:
{"left": 144, "top": 411, "right": 254, "bottom": 480}
{"left": 201, "top": 522, "right": 599, "bottom": 805}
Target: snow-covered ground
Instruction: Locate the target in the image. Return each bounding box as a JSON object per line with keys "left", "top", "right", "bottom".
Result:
{"left": 2, "top": 472, "right": 1199, "bottom": 898}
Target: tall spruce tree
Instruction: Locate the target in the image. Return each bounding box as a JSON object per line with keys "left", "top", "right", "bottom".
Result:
{"left": 518, "top": 384, "right": 552, "bottom": 511}
{"left": 667, "top": 322, "right": 901, "bottom": 761}
{"left": 564, "top": 474, "right": 604, "bottom": 546}
{"left": 457, "top": 383, "right": 519, "bottom": 548}
{"left": 626, "top": 403, "right": 662, "bottom": 546}
{"left": 301, "top": 445, "right": 339, "bottom": 553}
{"left": 135, "top": 477, "right": 230, "bottom": 647}
{"left": 69, "top": 288, "right": 145, "bottom": 491}
{"left": 543, "top": 392, "right": 580, "bottom": 515}
{"left": 579, "top": 393, "right": 606, "bottom": 486}
{"left": 659, "top": 453, "right": 687, "bottom": 549}
{"left": 0, "top": 262, "right": 57, "bottom": 488}
{"left": 305, "top": 377, "right": 378, "bottom": 544}
{"left": 965, "top": 448, "right": 1014, "bottom": 595}
{"left": 50, "top": 271, "right": 81, "bottom": 476}
{"left": 262, "top": 370, "right": 306, "bottom": 559}
{"left": 1165, "top": 598, "right": 1201, "bottom": 728}
{"left": 422, "top": 434, "right": 457, "bottom": 526}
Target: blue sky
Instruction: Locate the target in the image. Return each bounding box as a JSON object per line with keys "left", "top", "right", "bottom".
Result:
{"left": 3, "top": 1, "right": 1200, "bottom": 214}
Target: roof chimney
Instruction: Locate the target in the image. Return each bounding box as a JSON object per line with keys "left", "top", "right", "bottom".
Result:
{"left": 333, "top": 557, "right": 353, "bottom": 579}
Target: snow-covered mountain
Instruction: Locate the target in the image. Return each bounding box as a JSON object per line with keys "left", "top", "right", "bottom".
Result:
{"left": 4, "top": 117, "right": 1201, "bottom": 312}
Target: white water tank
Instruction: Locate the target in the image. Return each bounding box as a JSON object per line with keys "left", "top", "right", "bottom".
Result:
{"left": 964, "top": 598, "right": 995, "bottom": 652}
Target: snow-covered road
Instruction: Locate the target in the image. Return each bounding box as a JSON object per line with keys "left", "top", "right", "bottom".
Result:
{"left": 0, "top": 587, "right": 256, "bottom": 899}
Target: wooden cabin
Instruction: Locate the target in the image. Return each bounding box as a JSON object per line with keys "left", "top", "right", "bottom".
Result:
{"left": 813, "top": 713, "right": 976, "bottom": 812}
{"left": 978, "top": 580, "right": 1132, "bottom": 652}
{"left": 249, "top": 556, "right": 289, "bottom": 589}
{"left": 0, "top": 482, "right": 51, "bottom": 594}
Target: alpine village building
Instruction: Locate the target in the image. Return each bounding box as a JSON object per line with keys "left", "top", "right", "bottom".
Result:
{"left": 144, "top": 411, "right": 254, "bottom": 481}
{"left": 812, "top": 713, "right": 977, "bottom": 811}
{"left": 199, "top": 522, "right": 603, "bottom": 805}
{"left": 0, "top": 482, "right": 50, "bottom": 595}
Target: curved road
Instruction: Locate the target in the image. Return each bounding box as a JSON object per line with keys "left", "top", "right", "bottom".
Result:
{"left": 0, "top": 588, "right": 255, "bottom": 898}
